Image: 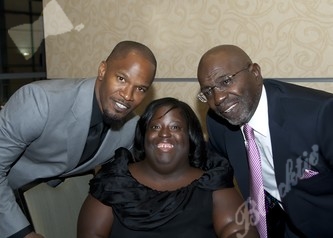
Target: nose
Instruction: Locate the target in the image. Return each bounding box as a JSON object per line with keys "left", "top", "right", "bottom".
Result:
{"left": 119, "top": 86, "right": 134, "bottom": 101}
{"left": 213, "top": 89, "right": 227, "bottom": 106}
{"left": 158, "top": 127, "right": 171, "bottom": 138}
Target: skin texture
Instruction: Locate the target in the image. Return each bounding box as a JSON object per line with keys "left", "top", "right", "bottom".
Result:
{"left": 95, "top": 51, "right": 156, "bottom": 124}
{"left": 77, "top": 98, "right": 259, "bottom": 238}
{"left": 197, "top": 45, "right": 262, "bottom": 126}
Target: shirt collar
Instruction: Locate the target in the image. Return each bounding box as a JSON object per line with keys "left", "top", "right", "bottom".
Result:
{"left": 90, "top": 92, "right": 103, "bottom": 127}
{"left": 247, "top": 85, "right": 269, "bottom": 137}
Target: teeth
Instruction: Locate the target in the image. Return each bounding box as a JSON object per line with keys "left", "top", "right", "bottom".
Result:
{"left": 224, "top": 104, "right": 236, "bottom": 113}
{"left": 157, "top": 143, "right": 174, "bottom": 149}
{"left": 116, "top": 102, "right": 127, "bottom": 109}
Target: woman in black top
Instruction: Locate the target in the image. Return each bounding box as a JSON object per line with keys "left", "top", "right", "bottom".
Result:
{"left": 77, "top": 97, "right": 258, "bottom": 238}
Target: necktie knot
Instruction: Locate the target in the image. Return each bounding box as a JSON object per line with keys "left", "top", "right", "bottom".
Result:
{"left": 243, "top": 123, "right": 255, "bottom": 141}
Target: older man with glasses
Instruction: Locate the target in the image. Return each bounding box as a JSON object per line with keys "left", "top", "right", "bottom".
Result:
{"left": 196, "top": 44, "right": 333, "bottom": 238}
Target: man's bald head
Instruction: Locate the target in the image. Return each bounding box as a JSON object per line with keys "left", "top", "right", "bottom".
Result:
{"left": 198, "top": 45, "right": 252, "bottom": 75}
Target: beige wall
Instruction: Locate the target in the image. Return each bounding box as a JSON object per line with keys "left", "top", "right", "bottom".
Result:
{"left": 43, "top": 0, "right": 333, "bottom": 129}
{"left": 44, "top": 0, "right": 333, "bottom": 78}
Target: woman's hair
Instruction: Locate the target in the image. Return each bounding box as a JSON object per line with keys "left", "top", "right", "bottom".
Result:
{"left": 133, "top": 97, "right": 207, "bottom": 168}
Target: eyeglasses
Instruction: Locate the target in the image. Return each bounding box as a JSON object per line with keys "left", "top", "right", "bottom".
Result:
{"left": 197, "top": 64, "right": 251, "bottom": 103}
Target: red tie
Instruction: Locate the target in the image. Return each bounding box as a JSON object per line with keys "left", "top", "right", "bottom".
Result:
{"left": 243, "top": 124, "right": 267, "bottom": 237}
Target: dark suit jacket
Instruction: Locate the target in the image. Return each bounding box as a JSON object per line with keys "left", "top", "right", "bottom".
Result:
{"left": 206, "top": 79, "right": 333, "bottom": 237}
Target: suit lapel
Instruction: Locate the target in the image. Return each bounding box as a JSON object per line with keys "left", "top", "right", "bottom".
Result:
{"left": 66, "top": 79, "right": 95, "bottom": 171}
{"left": 225, "top": 129, "right": 250, "bottom": 198}
{"left": 64, "top": 114, "right": 139, "bottom": 176}
{"left": 73, "top": 128, "right": 124, "bottom": 169}
{"left": 265, "top": 80, "right": 291, "bottom": 201}
{"left": 269, "top": 119, "right": 291, "bottom": 200}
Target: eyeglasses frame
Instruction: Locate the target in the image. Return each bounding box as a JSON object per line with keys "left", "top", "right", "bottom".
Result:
{"left": 197, "top": 64, "right": 252, "bottom": 103}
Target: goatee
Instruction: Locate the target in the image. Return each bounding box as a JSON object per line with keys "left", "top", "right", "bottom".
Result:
{"left": 102, "top": 114, "right": 125, "bottom": 130}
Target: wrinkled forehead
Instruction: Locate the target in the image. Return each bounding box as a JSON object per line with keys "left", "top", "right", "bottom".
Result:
{"left": 198, "top": 53, "right": 232, "bottom": 82}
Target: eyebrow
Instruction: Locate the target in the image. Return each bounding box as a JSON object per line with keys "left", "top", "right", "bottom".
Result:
{"left": 136, "top": 84, "right": 150, "bottom": 90}
{"left": 202, "top": 74, "right": 228, "bottom": 90}
{"left": 205, "top": 68, "right": 229, "bottom": 83}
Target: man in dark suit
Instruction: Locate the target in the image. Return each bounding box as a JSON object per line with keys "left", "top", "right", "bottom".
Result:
{"left": 196, "top": 44, "right": 333, "bottom": 237}
{"left": 0, "top": 40, "right": 157, "bottom": 238}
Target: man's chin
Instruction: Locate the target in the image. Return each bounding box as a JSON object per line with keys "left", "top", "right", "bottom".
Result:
{"left": 102, "top": 113, "right": 126, "bottom": 130}
{"left": 222, "top": 114, "right": 244, "bottom": 126}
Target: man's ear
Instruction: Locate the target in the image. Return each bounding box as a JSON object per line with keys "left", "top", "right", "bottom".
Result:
{"left": 98, "top": 61, "right": 107, "bottom": 80}
{"left": 252, "top": 63, "right": 261, "bottom": 77}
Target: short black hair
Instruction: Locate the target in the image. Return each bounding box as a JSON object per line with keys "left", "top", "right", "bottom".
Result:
{"left": 106, "top": 40, "right": 157, "bottom": 74}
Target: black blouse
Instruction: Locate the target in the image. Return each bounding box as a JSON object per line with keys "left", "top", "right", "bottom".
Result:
{"left": 89, "top": 148, "right": 234, "bottom": 238}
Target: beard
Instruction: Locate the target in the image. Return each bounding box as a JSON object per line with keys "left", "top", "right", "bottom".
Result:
{"left": 216, "top": 97, "right": 256, "bottom": 126}
{"left": 222, "top": 86, "right": 262, "bottom": 126}
{"left": 102, "top": 111, "right": 126, "bottom": 130}
{"left": 223, "top": 107, "right": 251, "bottom": 126}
